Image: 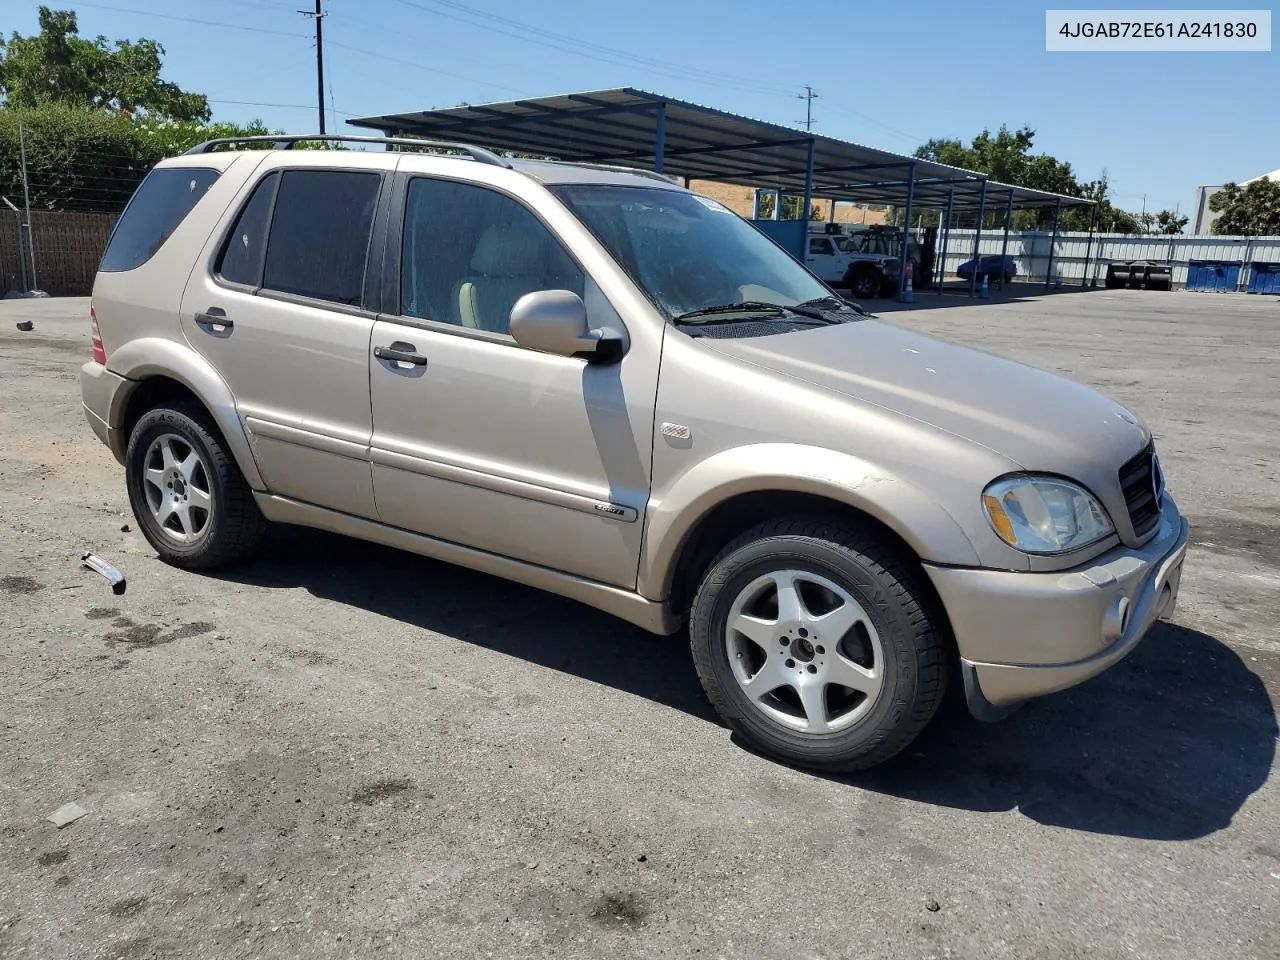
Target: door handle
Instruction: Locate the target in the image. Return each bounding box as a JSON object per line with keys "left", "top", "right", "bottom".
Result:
{"left": 374, "top": 342, "right": 428, "bottom": 367}
{"left": 195, "top": 307, "right": 233, "bottom": 332}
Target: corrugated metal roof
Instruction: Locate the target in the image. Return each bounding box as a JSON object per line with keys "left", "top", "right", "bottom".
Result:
{"left": 351, "top": 88, "right": 1091, "bottom": 211}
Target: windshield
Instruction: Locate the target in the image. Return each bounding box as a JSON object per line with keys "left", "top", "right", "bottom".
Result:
{"left": 550, "top": 184, "right": 831, "bottom": 318}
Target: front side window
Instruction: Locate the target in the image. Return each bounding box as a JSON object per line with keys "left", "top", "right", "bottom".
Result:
{"left": 100, "top": 167, "right": 219, "bottom": 272}
{"left": 400, "top": 178, "right": 584, "bottom": 335}
{"left": 551, "top": 185, "right": 831, "bottom": 318}
{"left": 262, "top": 170, "right": 380, "bottom": 305}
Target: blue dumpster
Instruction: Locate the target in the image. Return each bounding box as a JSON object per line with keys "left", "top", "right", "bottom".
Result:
{"left": 1186, "top": 260, "right": 1241, "bottom": 293}
{"left": 1247, "top": 262, "right": 1280, "bottom": 294}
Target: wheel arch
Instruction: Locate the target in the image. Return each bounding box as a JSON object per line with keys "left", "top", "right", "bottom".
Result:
{"left": 640, "top": 444, "right": 982, "bottom": 610}
{"left": 106, "top": 337, "right": 264, "bottom": 490}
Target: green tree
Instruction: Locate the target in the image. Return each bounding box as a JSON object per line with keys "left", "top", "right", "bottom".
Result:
{"left": 1209, "top": 179, "right": 1280, "bottom": 236}
{"left": 1154, "top": 209, "right": 1188, "bottom": 235}
{"left": 0, "top": 6, "right": 209, "bottom": 121}
{"left": 913, "top": 126, "right": 1146, "bottom": 233}
{"left": 0, "top": 105, "right": 302, "bottom": 212}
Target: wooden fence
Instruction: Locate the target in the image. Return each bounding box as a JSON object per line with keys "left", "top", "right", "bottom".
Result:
{"left": 1, "top": 210, "right": 117, "bottom": 297}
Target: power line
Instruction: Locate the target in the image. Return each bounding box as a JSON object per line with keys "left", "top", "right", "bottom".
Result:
{"left": 208, "top": 99, "right": 357, "bottom": 117}
{"left": 325, "top": 40, "right": 527, "bottom": 96}
{"left": 388, "top": 0, "right": 797, "bottom": 99}
{"left": 72, "top": 2, "right": 307, "bottom": 38}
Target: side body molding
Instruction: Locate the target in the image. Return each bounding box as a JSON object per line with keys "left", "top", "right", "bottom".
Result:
{"left": 638, "top": 443, "right": 982, "bottom": 601}
{"left": 104, "top": 337, "right": 266, "bottom": 491}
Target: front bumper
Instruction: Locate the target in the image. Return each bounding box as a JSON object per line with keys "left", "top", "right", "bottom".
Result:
{"left": 925, "top": 495, "right": 1189, "bottom": 716}
{"left": 80, "top": 360, "right": 129, "bottom": 464}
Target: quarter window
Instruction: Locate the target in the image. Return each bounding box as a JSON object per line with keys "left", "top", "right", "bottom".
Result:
{"left": 261, "top": 170, "right": 381, "bottom": 305}
{"left": 216, "top": 173, "right": 278, "bottom": 287}
{"left": 400, "top": 178, "right": 584, "bottom": 335}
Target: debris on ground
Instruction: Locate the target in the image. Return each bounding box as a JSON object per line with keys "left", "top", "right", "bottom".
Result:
{"left": 81, "top": 553, "right": 126, "bottom": 595}
{"left": 15, "top": 320, "right": 34, "bottom": 331}
{"left": 120, "top": 524, "right": 130, "bottom": 533}
{"left": 925, "top": 898, "right": 941, "bottom": 913}
{"left": 46, "top": 803, "right": 88, "bottom": 829}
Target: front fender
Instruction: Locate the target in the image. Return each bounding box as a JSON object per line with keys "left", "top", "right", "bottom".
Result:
{"left": 105, "top": 337, "right": 265, "bottom": 490}
{"left": 638, "top": 443, "right": 981, "bottom": 601}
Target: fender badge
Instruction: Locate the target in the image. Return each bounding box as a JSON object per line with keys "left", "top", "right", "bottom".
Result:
{"left": 661, "top": 422, "right": 691, "bottom": 440}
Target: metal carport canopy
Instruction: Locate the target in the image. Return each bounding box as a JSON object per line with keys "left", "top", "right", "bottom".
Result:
{"left": 350, "top": 87, "right": 1090, "bottom": 212}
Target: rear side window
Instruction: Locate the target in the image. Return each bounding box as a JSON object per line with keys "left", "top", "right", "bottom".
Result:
{"left": 261, "top": 170, "right": 380, "bottom": 305}
{"left": 216, "top": 173, "right": 279, "bottom": 287}
{"left": 99, "top": 167, "right": 219, "bottom": 272}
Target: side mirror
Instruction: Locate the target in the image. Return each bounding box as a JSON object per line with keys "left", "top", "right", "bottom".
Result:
{"left": 509, "top": 290, "right": 623, "bottom": 363}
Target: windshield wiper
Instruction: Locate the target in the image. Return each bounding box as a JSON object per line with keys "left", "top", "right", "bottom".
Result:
{"left": 794, "top": 296, "right": 869, "bottom": 318}
{"left": 673, "top": 300, "right": 845, "bottom": 325}
{"left": 673, "top": 301, "right": 789, "bottom": 323}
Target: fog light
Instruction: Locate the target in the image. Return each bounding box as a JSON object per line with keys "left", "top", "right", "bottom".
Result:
{"left": 1102, "top": 595, "right": 1130, "bottom": 643}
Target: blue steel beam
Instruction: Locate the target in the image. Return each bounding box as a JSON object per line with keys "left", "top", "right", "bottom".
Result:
{"left": 1045, "top": 197, "right": 1063, "bottom": 289}
{"left": 998, "top": 190, "right": 1014, "bottom": 291}
{"left": 898, "top": 160, "right": 916, "bottom": 299}
{"left": 654, "top": 102, "right": 666, "bottom": 173}
{"left": 801, "top": 139, "right": 815, "bottom": 224}
{"left": 1080, "top": 202, "right": 1099, "bottom": 287}
{"left": 969, "top": 180, "right": 987, "bottom": 297}
{"left": 937, "top": 188, "right": 954, "bottom": 296}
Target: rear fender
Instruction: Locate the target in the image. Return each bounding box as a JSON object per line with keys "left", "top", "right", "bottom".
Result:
{"left": 105, "top": 337, "right": 264, "bottom": 490}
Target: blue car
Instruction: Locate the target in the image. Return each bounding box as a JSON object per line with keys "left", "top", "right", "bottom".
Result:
{"left": 957, "top": 255, "right": 1017, "bottom": 283}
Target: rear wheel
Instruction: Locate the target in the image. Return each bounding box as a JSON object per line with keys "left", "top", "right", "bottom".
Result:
{"left": 689, "top": 517, "right": 948, "bottom": 772}
{"left": 125, "top": 403, "right": 267, "bottom": 569}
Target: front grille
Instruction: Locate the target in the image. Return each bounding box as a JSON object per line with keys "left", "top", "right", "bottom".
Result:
{"left": 1118, "top": 442, "right": 1162, "bottom": 538}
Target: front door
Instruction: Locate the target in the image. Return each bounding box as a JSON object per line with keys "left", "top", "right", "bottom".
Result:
{"left": 804, "top": 236, "right": 845, "bottom": 283}
{"left": 181, "top": 159, "right": 388, "bottom": 517}
{"left": 367, "top": 174, "right": 656, "bottom": 588}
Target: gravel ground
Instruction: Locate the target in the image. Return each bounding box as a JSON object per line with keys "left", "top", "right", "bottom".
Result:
{"left": 1, "top": 289, "right": 1277, "bottom": 960}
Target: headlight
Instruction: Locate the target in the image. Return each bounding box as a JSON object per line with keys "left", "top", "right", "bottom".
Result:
{"left": 982, "top": 475, "right": 1114, "bottom": 554}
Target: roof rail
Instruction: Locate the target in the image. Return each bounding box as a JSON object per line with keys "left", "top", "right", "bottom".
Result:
{"left": 182, "top": 133, "right": 513, "bottom": 168}
{"left": 550, "top": 161, "right": 683, "bottom": 185}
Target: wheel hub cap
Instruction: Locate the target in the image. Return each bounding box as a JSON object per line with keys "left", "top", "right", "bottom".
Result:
{"left": 141, "top": 433, "right": 213, "bottom": 544}
{"left": 725, "top": 569, "right": 885, "bottom": 734}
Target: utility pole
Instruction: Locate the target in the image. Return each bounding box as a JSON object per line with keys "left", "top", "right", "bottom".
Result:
{"left": 797, "top": 85, "right": 818, "bottom": 132}
{"left": 301, "top": 0, "right": 326, "bottom": 134}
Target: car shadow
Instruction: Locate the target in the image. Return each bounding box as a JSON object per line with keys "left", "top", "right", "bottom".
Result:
{"left": 836, "top": 620, "right": 1277, "bottom": 841}
{"left": 212, "top": 525, "right": 1275, "bottom": 842}
{"left": 212, "top": 525, "right": 720, "bottom": 723}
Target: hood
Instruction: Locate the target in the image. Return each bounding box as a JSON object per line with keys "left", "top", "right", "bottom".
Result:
{"left": 700, "top": 319, "right": 1150, "bottom": 480}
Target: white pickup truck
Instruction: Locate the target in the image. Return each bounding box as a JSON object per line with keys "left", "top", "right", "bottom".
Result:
{"left": 804, "top": 230, "right": 901, "bottom": 298}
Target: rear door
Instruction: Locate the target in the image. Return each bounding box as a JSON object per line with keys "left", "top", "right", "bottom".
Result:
{"left": 180, "top": 154, "right": 390, "bottom": 517}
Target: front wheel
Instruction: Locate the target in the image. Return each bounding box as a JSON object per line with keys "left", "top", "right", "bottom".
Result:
{"left": 845, "top": 266, "right": 880, "bottom": 300}
{"left": 125, "top": 402, "right": 267, "bottom": 569}
{"left": 689, "top": 518, "right": 948, "bottom": 772}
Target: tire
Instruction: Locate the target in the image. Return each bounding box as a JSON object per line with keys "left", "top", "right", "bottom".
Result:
{"left": 689, "top": 517, "right": 948, "bottom": 772}
{"left": 125, "top": 402, "right": 267, "bottom": 569}
{"left": 845, "top": 265, "right": 880, "bottom": 300}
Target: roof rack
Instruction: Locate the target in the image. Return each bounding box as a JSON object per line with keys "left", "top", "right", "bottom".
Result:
{"left": 182, "top": 133, "right": 513, "bottom": 168}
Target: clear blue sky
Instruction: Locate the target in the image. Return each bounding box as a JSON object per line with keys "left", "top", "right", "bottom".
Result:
{"left": 16, "top": 0, "right": 1277, "bottom": 217}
